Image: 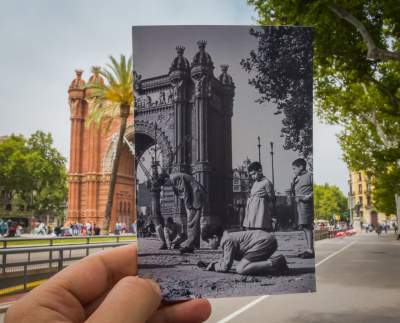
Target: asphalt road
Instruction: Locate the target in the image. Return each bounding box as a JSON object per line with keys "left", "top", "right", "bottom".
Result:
{"left": 1, "top": 233, "right": 398, "bottom": 322}
{"left": 207, "top": 232, "right": 400, "bottom": 323}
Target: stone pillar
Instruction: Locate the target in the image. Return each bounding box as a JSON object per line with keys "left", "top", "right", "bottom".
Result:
{"left": 191, "top": 71, "right": 212, "bottom": 222}
{"left": 168, "top": 46, "right": 191, "bottom": 223}
{"left": 85, "top": 110, "right": 101, "bottom": 221}
{"left": 169, "top": 46, "right": 190, "bottom": 174}
{"left": 219, "top": 65, "right": 235, "bottom": 224}
{"left": 67, "top": 70, "right": 86, "bottom": 224}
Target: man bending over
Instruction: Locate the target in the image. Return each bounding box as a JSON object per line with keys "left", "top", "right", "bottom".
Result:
{"left": 199, "top": 225, "right": 288, "bottom": 276}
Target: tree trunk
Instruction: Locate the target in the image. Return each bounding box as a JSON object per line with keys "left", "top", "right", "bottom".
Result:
{"left": 102, "top": 105, "right": 130, "bottom": 233}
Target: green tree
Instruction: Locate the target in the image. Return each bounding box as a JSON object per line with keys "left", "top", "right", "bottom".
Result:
{"left": 314, "top": 183, "right": 348, "bottom": 220}
{"left": 248, "top": 0, "right": 400, "bottom": 214}
{"left": 85, "top": 56, "right": 133, "bottom": 232}
{"left": 0, "top": 131, "right": 67, "bottom": 217}
{"left": 371, "top": 169, "right": 399, "bottom": 214}
{"left": 240, "top": 26, "right": 313, "bottom": 160}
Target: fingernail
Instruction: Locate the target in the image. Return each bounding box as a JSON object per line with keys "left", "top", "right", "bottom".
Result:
{"left": 146, "top": 279, "right": 161, "bottom": 296}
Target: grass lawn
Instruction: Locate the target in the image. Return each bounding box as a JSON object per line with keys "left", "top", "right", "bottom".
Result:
{"left": 1, "top": 235, "right": 136, "bottom": 248}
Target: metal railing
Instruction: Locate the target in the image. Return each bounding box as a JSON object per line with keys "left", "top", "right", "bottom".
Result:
{"left": 0, "top": 241, "right": 134, "bottom": 296}
{"left": 0, "top": 234, "right": 136, "bottom": 249}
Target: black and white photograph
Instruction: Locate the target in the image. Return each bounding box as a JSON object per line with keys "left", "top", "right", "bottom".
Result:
{"left": 132, "top": 25, "right": 314, "bottom": 300}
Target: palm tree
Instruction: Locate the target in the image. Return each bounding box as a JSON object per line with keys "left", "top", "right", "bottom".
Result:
{"left": 85, "top": 55, "right": 133, "bottom": 233}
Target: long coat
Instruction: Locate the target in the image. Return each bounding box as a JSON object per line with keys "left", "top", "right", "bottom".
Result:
{"left": 243, "top": 177, "right": 274, "bottom": 231}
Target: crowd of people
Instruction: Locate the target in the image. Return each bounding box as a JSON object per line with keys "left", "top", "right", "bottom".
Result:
{"left": 363, "top": 222, "right": 398, "bottom": 238}
{"left": 0, "top": 219, "right": 23, "bottom": 237}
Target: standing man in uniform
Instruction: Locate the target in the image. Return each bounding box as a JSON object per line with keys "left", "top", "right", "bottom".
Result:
{"left": 159, "top": 172, "right": 206, "bottom": 254}
{"left": 243, "top": 161, "right": 275, "bottom": 232}
{"left": 291, "top": 158, "right": 314, "bottom": 259}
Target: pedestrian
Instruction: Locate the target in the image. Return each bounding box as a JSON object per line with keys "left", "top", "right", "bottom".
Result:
{"left": 159, "top": 172, "right": 206, "bottom": 254}
{"left": 121, "top": 222, "right": 127, "bottom": 234}
{"left": 137, "top": 216, "right": 145, "bottom": 238}
{"left": 242, "top": 161, "right": 274, "bottom": 232}
{"left": 376, "top": 223, "right": 382, "bottom": 239}
{"left": 94, "top": 223, "right": 101, "bottom": 236}
{"left": 200, "top": 224, "right": 288, "bottom": 275}
{"left": 162, "top": 217, "right": 181, "bottom": 249}
{"left": 393, "top": 223, "right": 398, "bottom": 235}
{"left": 131, "top": 221, "right": 137, "bottom": 235}
{"left": 86, "top": 222, "right": 92, "bottom": 236}
{"left": 37, "top": 221, "right": 46, "bottom": 235}
{"left": 0, "top": 220, "right": 8, "bottom": 237}
{"left": 290, "top": 158, "right": 314, "bottom": 259}
{"left": 7, "top": 222, "right": 17, "bottom": 237}
{"left": 115, "top": 222, "right": 121, "bottom": 235}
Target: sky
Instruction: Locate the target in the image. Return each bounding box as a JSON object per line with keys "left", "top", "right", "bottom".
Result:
{"left": 0, "top": 0, "right": 349, "bottom": 194}
{"left": 133, "top": 25, "right": 301, "bottom": 193}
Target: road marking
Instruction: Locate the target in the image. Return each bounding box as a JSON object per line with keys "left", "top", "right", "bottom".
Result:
{"left": 216, "top": 238, "right": 358, "bottom": 323}
{"left": 0, "top": 279, "right": 47, "bottom": 296}
{"left": 216, "top": 296, "right": 270, "bottom": 323}
{"left": 314, "top": 239, "right": 358, "bottom": 267}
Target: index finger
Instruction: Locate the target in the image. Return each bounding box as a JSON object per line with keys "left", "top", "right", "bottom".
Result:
{"left": 48, "top": 243, "right": 137, "bottom": 305}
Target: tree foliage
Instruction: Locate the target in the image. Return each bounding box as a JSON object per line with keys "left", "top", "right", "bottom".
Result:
{"left": 240, "top": 26, "right": 313, "bottom": 160}
{"left": 314, "top": 183, "right": 348, "bottom": 220}
{"left": 0, "top": 131, "right": 67, "bottom": 216}
{"left": 85, "top": 55, "right": 133, "bottom": 232}
{"left": 248, "top": 0, "right": 400, "bottom": 213}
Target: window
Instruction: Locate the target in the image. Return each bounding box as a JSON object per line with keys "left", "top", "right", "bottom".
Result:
{"left": 233, "top": 186, "right": 241, "bottom": 192}
{"left": 233, "top": 179, "right": 240, "bottom": 185}
{"left": 358, "top": 172, "right": 362, "bottom": 181}
{"left": 367, "top": 195, "right": 371, "bottom": 206}
{"left": 359, "top": 196, "right": 363, "bottom": 205}
{"left": 358, "top": 184, "right": 362, "bottom": 194}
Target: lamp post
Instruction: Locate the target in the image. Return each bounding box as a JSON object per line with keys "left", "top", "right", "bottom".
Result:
{"left": 269, "top": 141, "right": 277, "bottom": 225}
{"left": 270, "top": 142, "right": 275, "bottom": 190}
{"left": 257, "top": 136, "right": 261, "bottom": 164}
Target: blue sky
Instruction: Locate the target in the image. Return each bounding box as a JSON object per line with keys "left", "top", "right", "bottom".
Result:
{"left": 0, "top": 0, "right": 349, "bottom": 193}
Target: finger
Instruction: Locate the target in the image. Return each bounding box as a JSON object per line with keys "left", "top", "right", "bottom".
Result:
{"left": 86, "top": 277, "right": 161, "bottom": 323}
{"left": 148, "top": 299, "right": 211, "bottom": 323}
{"left": 84, "top": 289, "right": 109, "bottom": 318}
{"left": 49, "top": 243, "right": 137, "bottom": 305}
{"left": 5, "top": 244, "right": 137, "bottom": 323}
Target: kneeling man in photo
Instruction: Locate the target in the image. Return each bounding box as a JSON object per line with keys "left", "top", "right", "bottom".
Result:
{"left": 200, "top": 225, "right": 289, "bottom": 276}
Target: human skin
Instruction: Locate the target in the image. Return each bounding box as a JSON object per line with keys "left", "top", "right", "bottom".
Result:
{"left": 5, "top": 244, "right": 211, "bottom": 323}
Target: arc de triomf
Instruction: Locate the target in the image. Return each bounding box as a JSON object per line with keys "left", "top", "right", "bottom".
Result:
{"left": 66, "top": 41, "right": 235, "bottom": 229}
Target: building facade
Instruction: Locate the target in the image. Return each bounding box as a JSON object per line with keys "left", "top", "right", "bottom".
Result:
{"left": 134, "top": 41, "right": 235, "bottom": 226}
{"left": 66, "top": 69, "right": 135, "bottom": 230}
{"left": 348, "top": 170, "right": 394, "bottom": 229}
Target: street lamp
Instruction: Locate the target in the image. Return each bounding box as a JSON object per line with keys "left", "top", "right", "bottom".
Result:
{"left": 270, "top": 142, "right": 275, "bottom": 190}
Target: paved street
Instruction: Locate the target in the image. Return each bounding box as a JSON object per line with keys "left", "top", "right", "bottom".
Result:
{"left": 0, "top": 232, "right": 399, "bottom": 322}
{"left": 207, "top": 232, "right": 400, "bottom": 322}
{"left": 139, "top": 231, "right": 315, "bottom": 299}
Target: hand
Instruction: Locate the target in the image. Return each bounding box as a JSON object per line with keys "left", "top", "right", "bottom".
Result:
{"left": 206, "top": 262, "right": 216, "bottom": 271}
{"left": 197, "top": 260, "right": 209, "bottom": 269}
{"left": 5, "top": 244, "right": 211, "bottom": 323}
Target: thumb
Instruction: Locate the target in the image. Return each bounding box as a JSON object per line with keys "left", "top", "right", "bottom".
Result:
{"left": 86, "top": 276, "right": 161, "bottom": 323}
